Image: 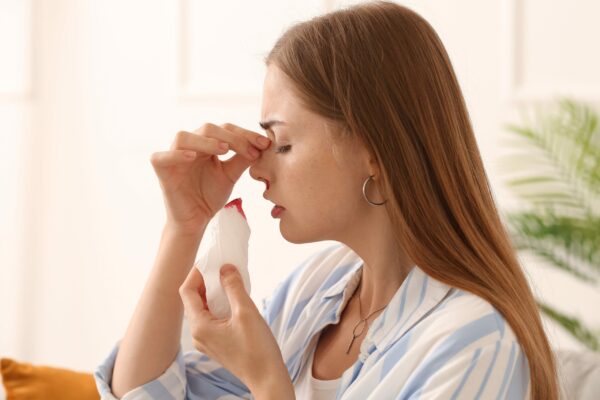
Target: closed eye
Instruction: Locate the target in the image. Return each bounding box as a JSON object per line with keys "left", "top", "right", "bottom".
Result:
{"left": 276, "top": 145, "right": 291, "bottom": 154}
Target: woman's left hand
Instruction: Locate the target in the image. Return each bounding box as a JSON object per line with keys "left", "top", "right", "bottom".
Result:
{"left": 179, "top": 264, "right": 291, "bottom": 394}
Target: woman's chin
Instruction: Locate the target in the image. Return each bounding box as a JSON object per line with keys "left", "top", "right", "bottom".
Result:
{"left": 279, "top": 219, "right": 320, "bottom": 244}
{"left": 279, "top": 216, "right": 300, "bottom": 243}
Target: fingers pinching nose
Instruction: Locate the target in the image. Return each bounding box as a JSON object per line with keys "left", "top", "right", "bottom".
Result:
{"left": 256, "top": 136, "right": 271, "bottom": 148}
{"left": 248, "top": 147, "right": 260, "bottom": 159}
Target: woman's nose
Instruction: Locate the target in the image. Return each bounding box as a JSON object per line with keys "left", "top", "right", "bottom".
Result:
{"left": 249, "top": 170, "right": 270, "bottom": 190}
{"left": 252, "top": 138, "right": 276, "bottom": 161}
{"left": 248, "top": 154, "right": 269, "bottom": 184}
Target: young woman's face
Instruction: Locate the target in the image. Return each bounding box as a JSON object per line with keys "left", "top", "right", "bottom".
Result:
{"left": 249, "top": 64, "right": 374, "bottom": 244}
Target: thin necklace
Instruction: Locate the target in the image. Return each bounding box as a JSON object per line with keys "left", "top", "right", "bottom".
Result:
{"left": 346, "top": 277, "right": 388, "bottom": 354}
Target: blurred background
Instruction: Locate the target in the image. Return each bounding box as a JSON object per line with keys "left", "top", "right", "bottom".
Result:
{"left": 1, "top": 0, "right": 599, "bottom": 374}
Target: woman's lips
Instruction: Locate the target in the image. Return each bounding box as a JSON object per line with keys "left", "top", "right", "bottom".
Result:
{"left": 271, "top": 205, "right": 285, "bottom": 218}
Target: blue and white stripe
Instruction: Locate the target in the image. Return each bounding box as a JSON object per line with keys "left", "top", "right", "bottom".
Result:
{"left": 94, "top": 243, "right": 530, "bottom": 399}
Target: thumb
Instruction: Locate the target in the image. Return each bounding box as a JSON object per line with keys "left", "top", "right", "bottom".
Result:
{"left": 220, "top": 264, "right": 250, "bottom": 313}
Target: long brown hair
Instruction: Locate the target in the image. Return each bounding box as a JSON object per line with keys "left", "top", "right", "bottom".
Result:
{"left": 264, "top": 1, "right": 558, "bottom": 398}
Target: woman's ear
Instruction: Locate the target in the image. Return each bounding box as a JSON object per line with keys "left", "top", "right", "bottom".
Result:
{"left": 366, "top": 150, "right": 381, "bottom": 179}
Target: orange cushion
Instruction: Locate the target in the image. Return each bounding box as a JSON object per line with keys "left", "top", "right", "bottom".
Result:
{"left": 1, "top": 358, "right": 99, "bottom": 400}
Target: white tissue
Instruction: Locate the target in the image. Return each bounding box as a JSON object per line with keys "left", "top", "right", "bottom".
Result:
{"left": 194, "top": 197, "right": 251, "bottom": 319}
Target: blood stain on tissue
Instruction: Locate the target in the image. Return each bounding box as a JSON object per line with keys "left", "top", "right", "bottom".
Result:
{"left": 225, "top": 198, "right": 247, "bottom": 220}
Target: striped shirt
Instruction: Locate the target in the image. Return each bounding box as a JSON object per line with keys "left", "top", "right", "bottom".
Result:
{"left": 94, "top": 243, "right": 531, "bottom": 399}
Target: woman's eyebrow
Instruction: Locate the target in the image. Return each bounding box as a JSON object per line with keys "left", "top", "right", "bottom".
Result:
{"left": 258, "top": 120, "right": 286, "bottom": 130}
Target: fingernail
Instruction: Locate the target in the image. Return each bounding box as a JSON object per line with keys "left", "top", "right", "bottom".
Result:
{"left": 257, "top": 136, "right": 271, "bottom": 147}
{"left": 219, "top": 142, "right": 229, "bottom": 151}
{"left": 221, "top": 265, "right": 236, "bottom": 277}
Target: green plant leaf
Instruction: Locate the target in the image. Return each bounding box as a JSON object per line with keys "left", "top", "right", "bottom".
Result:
{"left": 498, "top": 98, "right": 600, "bottom": 351}
{"left": 538, "top": 301, "right": 600, "bottom": 352}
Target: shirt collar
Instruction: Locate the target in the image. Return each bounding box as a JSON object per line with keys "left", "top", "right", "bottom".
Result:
{"left": 322, "top": 254, "right": 453, "bottom": 359}
{"left": 365, "top": 265, "right": 453, "bottom": 355}
{"left": 322, "top": 259, "right": 363, "bottom": 299}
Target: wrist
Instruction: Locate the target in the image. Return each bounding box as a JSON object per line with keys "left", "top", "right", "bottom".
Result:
{"left": 148, "top": 222, "right": 206, "bottom": 297}
{"left": 164, "top": 220, "right": 208, "bottom": 238}
{"left": 249, "top": 369, "right": 295, "bottom": 400}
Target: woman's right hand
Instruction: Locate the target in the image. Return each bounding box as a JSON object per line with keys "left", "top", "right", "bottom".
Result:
{"left": 150, "top": 123, "right": 272, "bottom": 235}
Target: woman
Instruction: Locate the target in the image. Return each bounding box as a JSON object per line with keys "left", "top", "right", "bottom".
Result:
{"left": 94, "top": 1, "right": 558, "bottom": 399}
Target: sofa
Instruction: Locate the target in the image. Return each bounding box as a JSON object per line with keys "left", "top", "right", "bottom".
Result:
{"left": 2, "top": 348, "right": 600, "bottom": 399}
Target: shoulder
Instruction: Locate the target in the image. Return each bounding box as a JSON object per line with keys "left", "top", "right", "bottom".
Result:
{"left": 420, "top": 286, "right": 519, "bottom": 344}
{"left": 379, "top": 286, "right": 530, "bottom": 399}
{"left": 381, "top": 280, "right": 522, "bottom": 364}
{"left": 260, "top": 242, "right": 354, "bottom": 323}
{"left": 266, "top": 242, "right": 356, "bottom": 299}
{"left": 291, "top": 242, "right": 360, "bottom": 295}
{"left": 410, "top": 286, "right": 528, "bottom": 385}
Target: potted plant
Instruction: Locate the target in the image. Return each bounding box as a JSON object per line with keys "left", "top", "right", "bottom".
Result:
{"left": 498, "top": 98, "right": 600, "bottom": 351}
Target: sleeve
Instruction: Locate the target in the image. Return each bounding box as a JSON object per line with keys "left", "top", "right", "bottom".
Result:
{"left": 93, "top": 339, "right": 253, "bottom": 400}
{"left": 397, "top": 339, "right": 531, "bottom": 400}
{"left": 93, "top": 246, "right": 334, "bottom": 399}
{"left": 92, "top": 263, "right": 302, "bottom": 400}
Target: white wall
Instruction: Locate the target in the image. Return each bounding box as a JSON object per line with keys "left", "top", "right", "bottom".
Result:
{"left": 1, "top": 0, "right": 599, "bottom": 372}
